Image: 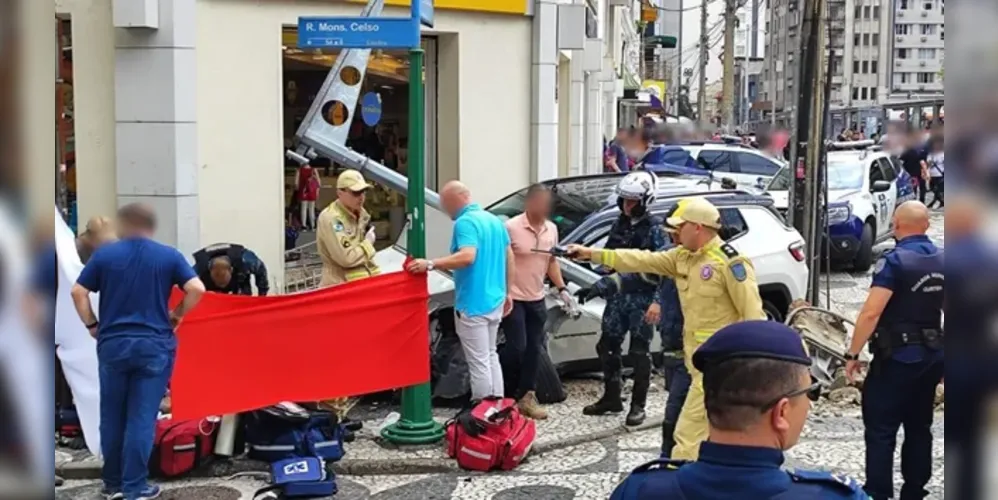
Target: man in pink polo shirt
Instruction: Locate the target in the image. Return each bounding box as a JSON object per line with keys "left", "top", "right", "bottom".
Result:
{"left": 502, "top": 184, "right": 575, "bottom": 419}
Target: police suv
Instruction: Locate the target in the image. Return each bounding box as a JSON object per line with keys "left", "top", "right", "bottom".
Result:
{"left": 375, "top": 173, "right": 809, "bottom": 376}
{"left": 765, "top": 140, "right": 916, "bottom": 271}
{"left": 673, "top": 141, "right": 788, "bottom": 188}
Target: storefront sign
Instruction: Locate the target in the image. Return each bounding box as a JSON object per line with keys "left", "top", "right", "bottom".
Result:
{"left": 297, "top": 17, "right": 419, "bottom": 48}
{"left": 420, "top": 0, "right": 435, "bottom": 27}
{"left": 348, "top": 0, "right": 527, "bottom": 16}
{"left": 361, "top": 92, "right": 383, "bottom": 126}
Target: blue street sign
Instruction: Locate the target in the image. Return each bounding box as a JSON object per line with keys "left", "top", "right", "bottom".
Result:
{"left": 361, "top": 92, "right": 382, "bottom": 126}
{"left": 420, "top": 0, "right": 435, "bottom": 28}
{"left": 297, "top": 17, "right": 419, "bottom": 49}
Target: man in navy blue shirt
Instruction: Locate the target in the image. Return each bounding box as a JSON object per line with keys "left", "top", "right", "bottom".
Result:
{"left": 845, "top": 201, "right": 943, "bottom": 500}
{"left": 71, "top": 204, "right": 205, "bottom": 500}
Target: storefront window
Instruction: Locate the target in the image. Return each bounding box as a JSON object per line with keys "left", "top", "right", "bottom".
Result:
{"left": 280, "top": 28, "right": 437, "bottom": 250}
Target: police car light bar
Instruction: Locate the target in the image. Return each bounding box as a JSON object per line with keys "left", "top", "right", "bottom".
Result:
{"left": 827, "top": 139, "right": 876, "bottom": 151}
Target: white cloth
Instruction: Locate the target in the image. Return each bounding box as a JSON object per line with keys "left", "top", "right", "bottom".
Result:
{"left": 454, "top": 305, "right": 505, "bottom": 400}
{"left": 53, "top": 208, "right": 102, "bottom": 456}
{"left": 928, "top": 152, "right": 945, "bottom": 177}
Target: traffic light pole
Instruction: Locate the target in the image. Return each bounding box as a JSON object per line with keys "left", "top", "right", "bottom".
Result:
{"left": 381, "top": 0, "right": 444, "bottom": 445}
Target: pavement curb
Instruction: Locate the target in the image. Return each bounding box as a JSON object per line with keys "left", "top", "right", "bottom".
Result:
{"left": 56, "top": 416, "right": 664, "bottom": 480}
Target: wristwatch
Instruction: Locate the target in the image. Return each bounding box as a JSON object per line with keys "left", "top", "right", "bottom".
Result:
{"left": 426, "top": 261, "right": 435, "bottom": 271}
{"left": 85, "top": 321, "right": 99, "bottom": 329}
{"left": 843, "top": 352, "right": 859, "bottom": 361}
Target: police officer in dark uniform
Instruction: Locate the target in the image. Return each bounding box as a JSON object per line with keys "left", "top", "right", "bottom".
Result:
{"left": 193, "top": 243, "right": 270, "bottom": 296}
{"left": 845, "top": 201, "right": 943, "bottom": 500}
{"left": 575, "top": 171, "right": 668, "bottom": 426}
{"left": 611, "top": 321, "right": 868, "bottom": 499}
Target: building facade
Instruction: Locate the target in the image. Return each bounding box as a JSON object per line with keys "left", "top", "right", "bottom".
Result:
{"left": 886, "top": 0, "right": 944, "bottom": 100}
{"left": 54, "top": 0, "right": 659, "bottom": 289}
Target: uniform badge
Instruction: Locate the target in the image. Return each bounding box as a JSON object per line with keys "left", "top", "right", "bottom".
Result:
{"left": 334, "top": 221, "right": 345, "bottom": 233}
{"left": 700, "top": 265, "right": 713, "bottom": 280}
{"left": 730, "top": 262, "right": 747, "bottom": 282}
{"left": 342, "top": 239, "right": 351, "bottom": 248}
{"left": 874, "top": 258, "right": 886, "bottom": 274}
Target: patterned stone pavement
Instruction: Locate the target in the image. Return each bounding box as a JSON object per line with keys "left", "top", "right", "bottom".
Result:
{"left": 55, "top": 210, "right": 946, "bottom": 499}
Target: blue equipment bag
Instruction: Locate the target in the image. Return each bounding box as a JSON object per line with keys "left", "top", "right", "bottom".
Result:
{"left": 245, "top": 409, "right": 345, "bottom": 463}
{"left": 253, "top": 457, "right": 337, "bottom": 499}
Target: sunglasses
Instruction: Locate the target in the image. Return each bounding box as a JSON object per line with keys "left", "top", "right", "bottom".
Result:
{"left": 760, "top": 379, "right": 822, "bottom": 410}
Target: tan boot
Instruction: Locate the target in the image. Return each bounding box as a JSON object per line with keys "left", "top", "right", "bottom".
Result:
{"left": 517, "top": 391, "right": 549, "bottom": 420}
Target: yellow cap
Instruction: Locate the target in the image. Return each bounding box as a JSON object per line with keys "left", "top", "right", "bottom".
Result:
{"left": 336, "top": 169, "right": 371, "bottom": 192}
{"left": 666, "top": 196, "right": 721, "bottom": 229}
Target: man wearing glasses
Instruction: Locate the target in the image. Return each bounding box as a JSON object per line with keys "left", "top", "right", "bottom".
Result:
{"left": 610, "top": 321, "right": 868, "bottom": 499}
{"left": 315, "top": 169, "right": 381, "bottom": 419}
{"left": 567, "top": 196, "right": 766, "bottom": 460}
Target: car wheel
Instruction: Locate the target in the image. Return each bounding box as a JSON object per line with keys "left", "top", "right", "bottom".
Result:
{"left": 762, "top": 299, "right": 784, "bottom": 322}
{"left": 853, "top": 223, "right": 875, "bottom": 272}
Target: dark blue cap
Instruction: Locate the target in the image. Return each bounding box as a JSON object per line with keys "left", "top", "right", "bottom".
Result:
{"left": 692, "top": 320, "right": 812, "bottom": 372}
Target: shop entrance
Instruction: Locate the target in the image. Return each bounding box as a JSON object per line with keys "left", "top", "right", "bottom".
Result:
{"left": 281, "top": 29, "right": 438, "bottom": 289}
{"left": 56, "top": 16, "right": 77, "bottom": 232}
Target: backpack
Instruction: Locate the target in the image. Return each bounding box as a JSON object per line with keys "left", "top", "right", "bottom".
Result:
{"left": 252, "top": 457, "right": 337, "bottom": 499}
{"left": 245, "top": 406, "right": 346, "bottom": 464}
{"left": 150, "top": 417, "right": 218, "bottom": 478}
{"left": 444, "top": 397, "right": 536, "bottom": 472}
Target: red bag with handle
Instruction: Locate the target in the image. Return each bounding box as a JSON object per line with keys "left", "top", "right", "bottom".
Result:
{"left": 149, "top": 417, "right": 217, "bottom": 478}
{"left": 444, "top": 397, "right": 536, "bottom": 472}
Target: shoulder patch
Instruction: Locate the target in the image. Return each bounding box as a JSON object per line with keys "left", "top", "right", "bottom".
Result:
{"left": 730, "top": 262, "right": 748, "bottom": 282}
{"left": 874, "top": 258, "right": 886, "bottom": 274}
{"left": 720, "top": 243, "right": 739, "bottom": 258}
{"left": 787, "top": 469, "right": 864, "bottom": 495}
{"left": 632, "top": 458, "right": 689, "bottom": 474}
{"left": 333, "top": 221, "right": 345, "bottom": 233}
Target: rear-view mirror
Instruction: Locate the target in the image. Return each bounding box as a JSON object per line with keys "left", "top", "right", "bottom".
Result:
{"left": 871, "top": 180, "right": 892, "bottom": 193}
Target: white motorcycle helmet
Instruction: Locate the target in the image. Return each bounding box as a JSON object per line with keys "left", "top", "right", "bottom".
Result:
{"left": 615, "top": 171, "right": 658, "bottom": 215}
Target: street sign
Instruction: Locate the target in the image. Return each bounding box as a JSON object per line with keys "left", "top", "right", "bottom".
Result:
{"left": 361, "top": 92, "right": 382, "bottom": 126}
{"left": 297, "top": 17, "right": 418, "bottom": 48}
{"left": 420, "top": 0, "right": 434, "bottom": 28}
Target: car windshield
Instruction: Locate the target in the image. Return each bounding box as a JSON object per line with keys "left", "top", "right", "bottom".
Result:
{"left": 767, "top": 158, "right": 865, "bottom": 191}
{"left": 486, "top": 177, "right": 621, "bottom": 238}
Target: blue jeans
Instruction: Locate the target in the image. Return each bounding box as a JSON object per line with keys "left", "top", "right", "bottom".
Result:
{"left": 98, "top": 339, "right": 174, "bottom": 499}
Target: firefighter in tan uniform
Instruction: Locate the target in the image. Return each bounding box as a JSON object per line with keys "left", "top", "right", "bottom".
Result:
{"left": 567, "top": 196, "right": 766, "bottom": 461}
{"left": 315, "top": 169, "right": 382, "bottom": 418}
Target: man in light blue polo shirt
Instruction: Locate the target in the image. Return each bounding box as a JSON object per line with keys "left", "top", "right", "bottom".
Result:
{"left": 407, "top": 181, "right": 513, "bottom": 400}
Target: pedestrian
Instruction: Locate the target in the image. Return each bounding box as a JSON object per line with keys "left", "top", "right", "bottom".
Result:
{"left": 845, "top": 201, "right": 943, "bottom": 500}
{"left": 573, "top": 171, "right": 668, "bottom": 426}
{"left": 566, "top": 196, "right": 766, "bottom": 460}
{"left": 315, "top": 169, "right": 380, "bottom": 287}
{"left": 629, "top": 128, "right": 668, "bottom": 173}
{"left": 898, "top": 129, "right": 929, "bottom": 203}
{"left": 296, "top": 162, "right": 321, "bottom": 231}
{"left": 501, "top": 184, "right": 575, "bottom": 419}
{"left": 193, "top": 243, "right": 270, "bottom": 296}
{"left": 315, "top": 169, "right": 381, "bottom": 419}
{"left": 606, "top": 128, "right": 630, "bottom": 173}
{"left": 610, "top": 321, "right": 866, "bottom": 499}
{"left": 925, "top": 135, "right": 944, "bottom": 209}
{"left": 76, "top": 215, "right": 116, "bottom": 264}
{"left": 407, "top": 181, "right": 513, "bottom": 401}
{"left": 70, "top": 203, "right": 206, "bottom": 500}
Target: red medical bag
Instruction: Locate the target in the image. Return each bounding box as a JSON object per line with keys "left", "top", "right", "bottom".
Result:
{"left": 444, "top": 397, "right": 536, "bottom": 472}
{"left": 149, "top": 418, "right": 217, "bottom": 478}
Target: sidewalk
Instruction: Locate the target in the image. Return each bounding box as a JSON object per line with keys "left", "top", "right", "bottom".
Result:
{"left": 57, "top": 379, "right": 668, "bottom": 479}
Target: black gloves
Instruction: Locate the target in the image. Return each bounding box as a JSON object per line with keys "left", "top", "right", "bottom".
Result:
{"left": 574, "top": 286, "right": 603, "bottom": 305}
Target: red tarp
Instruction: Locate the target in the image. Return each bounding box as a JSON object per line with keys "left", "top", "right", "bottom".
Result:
{"left": 169, "top": 271, "right": 430, "bottom": 420}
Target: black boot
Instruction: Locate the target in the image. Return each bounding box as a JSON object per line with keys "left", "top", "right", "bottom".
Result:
{"left": 660, "top": 421, "right": 677, "bottom": 457}
{"left": 625, "top": 353, "right": 651, "bottom": 426}
{"left": 583, "top": 378, "right": 624, "bottom": 415}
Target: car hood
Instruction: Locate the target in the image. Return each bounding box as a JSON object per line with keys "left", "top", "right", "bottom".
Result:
{"left": 768, "top": 188, "right": 861, "bottom": 210}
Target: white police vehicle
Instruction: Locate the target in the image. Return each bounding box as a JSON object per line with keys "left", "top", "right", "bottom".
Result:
{"left": 766, "top": 140, "right": 916, "bottom": 271}
{"left": 675, "top": 141, "right": 789, "bottom": 188}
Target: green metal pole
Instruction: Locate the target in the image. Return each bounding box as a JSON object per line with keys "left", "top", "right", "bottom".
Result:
{"left": 382, "top": 47, "right": 444, "bottom": 445}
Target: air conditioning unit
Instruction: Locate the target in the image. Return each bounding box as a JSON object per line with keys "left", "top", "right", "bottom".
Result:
{"left": 897, "top": 10, "right": 904, "bottom": 17}
{"left": 893, "top": 86, "right": 902, "bottom": 92}
{"left": 920, "top": 10, "right": 928, "bottom": 17}
{"left": 896, "top": 60, "right": 902, "bottom": 67}
{"left": 920, "top": 36, "right": 928, "bottom": 41}
{"left": 896, "top": 36, "right": 904, "bottom": 42}
{"left": 919, "top": 60, "right": 926, "bottom": 66}
{"left": 918, "top": 85, "right": 926, "bottom": 91}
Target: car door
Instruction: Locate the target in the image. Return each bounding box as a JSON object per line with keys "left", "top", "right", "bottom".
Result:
{"left": 875, "top": 157, "right": 899, "bottom": 232}
{"left": 735, "top": 151, "right": 783, "bottom": 187}
{"left": 868, "top": 159, "right": 892, "bottom": 239}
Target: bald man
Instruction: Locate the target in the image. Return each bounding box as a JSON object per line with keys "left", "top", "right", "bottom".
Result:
{"left": 407, "top": 181, "right": 515, "bottom": 401}
{"left": 845, "top": 200, "right": 944, "bottom": 500}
